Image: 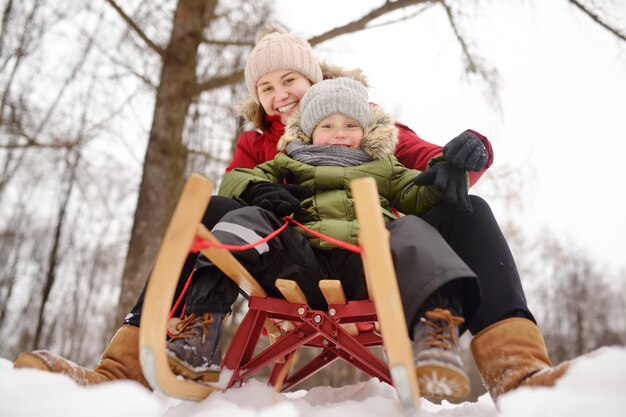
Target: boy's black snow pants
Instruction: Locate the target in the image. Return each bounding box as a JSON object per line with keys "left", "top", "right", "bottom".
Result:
{"left": 183, "top": 206, "right": 479, "bottom": 332}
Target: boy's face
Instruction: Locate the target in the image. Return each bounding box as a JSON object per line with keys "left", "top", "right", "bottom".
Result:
{"left": 312, "top": 114, "right": 364, "bottom": 149}
{"left": 256, "top": 70, "right": 312, "bottom": 124}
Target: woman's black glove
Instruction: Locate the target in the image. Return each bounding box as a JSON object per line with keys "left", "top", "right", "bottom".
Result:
{"left": 247, "top": 183, "right": 312, "bottom": 217}
{"left": 414, "top": 162, "right": 472, "bottom": 212}
{"left": 443, "top": 131, "right": 488, "bottom": 172}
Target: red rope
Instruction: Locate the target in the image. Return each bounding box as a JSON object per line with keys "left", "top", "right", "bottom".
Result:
{"left": 189, "top": 216, "right": 363, "bottom": 254}
{"left": 167, "top": 270, "right": 195, "bottom": 337}
{"left": 286, "top": 217, "right": 363, "bottom": 253}
{"left": 189, "top": 219, "right": 290, "bottom": 252}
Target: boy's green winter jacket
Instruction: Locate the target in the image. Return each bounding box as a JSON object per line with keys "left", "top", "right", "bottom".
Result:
{"left": 218, "top": 106, "right": 443, "bottom": 249}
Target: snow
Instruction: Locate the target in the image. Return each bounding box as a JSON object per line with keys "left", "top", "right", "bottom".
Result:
{"left": 2, "top": 346, "right": 625, "bottom": 417}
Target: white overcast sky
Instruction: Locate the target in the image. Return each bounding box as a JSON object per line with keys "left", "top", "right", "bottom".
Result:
{"left": 274, "top": 0, "right": 626, "bottom": 273}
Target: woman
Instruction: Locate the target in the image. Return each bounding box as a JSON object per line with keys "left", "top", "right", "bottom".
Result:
{"left": 14, "top": 24, "right": 566, "bottom": 403}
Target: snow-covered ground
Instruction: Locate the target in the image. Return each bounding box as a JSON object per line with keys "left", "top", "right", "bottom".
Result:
{"left": 2, "top": 346, "right": 625, "bottom": 417}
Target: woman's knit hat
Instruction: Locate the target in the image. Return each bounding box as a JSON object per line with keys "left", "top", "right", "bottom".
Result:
{"left": 245, "top": 24, "right": 323, "bottom": 102}
{"left": 299, "top": 77, "right": 372, "bottom": 137}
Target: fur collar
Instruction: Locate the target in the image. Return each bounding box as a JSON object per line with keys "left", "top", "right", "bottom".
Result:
{"left": 277, "top": 105, "right": 398, "bottom": 161}
{"left": 235, "top": 61, "right": 370, "bottom": 127}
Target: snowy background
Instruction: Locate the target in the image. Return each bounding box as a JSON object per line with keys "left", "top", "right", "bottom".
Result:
{"left": 2, "top": 346, "right": 626, "bottom": 417}
{"left": 2, "top": 1, "right": 626, "bottom": 416}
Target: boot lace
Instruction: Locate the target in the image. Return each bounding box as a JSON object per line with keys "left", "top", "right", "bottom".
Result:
{"left": 169, "top": 312, "right": 214, "bottom": 344}
{"left": 421, "top": 308, "right": 464, "bottom": 351}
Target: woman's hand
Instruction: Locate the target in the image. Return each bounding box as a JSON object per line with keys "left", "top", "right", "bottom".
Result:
{"left": 413, "top": 162, "right": 472, "bottom": 212}
{"left": 443, "top": 131, "right": 488, "bottom": 172}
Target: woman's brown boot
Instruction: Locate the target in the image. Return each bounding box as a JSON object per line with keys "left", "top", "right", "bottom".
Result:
{"left": 13, "top": 325, "right": 150, "bottom": 389}
{"left": 470, "top": 317, "right": 569, "bottom": 401}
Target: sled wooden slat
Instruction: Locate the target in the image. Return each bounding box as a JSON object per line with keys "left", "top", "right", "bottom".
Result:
{"left": 264, "top": 320, "right": 282, "bottom": 341}
{"left": 196, "top": 224, "right": 267, "bottom": 298}
{"left": 139, "top": 174, "right": 218, "bottom": 401}
{"left": 319, "top": 280, "right": 359, "bottom": 336}
{"left": 275, "top": 278, "right": 308, "bottom": 304}
{"left": 351, "top": 177, "right": 421, "bottom": 410}
{"left": 319, "top": 279, "right": 347, "bottom": 304}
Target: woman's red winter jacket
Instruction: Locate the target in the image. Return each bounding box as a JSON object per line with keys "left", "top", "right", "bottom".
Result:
{"left": 226, "top": 116, "right": 493, "bottom": 187}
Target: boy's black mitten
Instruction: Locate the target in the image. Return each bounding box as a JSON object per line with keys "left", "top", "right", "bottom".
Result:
{"left": 413, "top": 162, "right": 472, "bottom": 212}
{"left": 443, "top": 131, "right": 488, "bottom": 172}
{"left": 247, "top": 183, "right": 312, "bottom": 217}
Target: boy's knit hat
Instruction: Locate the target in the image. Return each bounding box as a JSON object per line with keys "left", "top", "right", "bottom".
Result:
{"left": 299, "top": 77, "right": 371, "bottom": 137}
{"left": 245, "top": 24, "right": 323, "bottom": 102}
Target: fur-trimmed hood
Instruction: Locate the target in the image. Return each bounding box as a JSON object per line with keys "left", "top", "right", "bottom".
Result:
{"left": 235, "top": 61, "right": 370, "bottom": 128}
{"left": 276, "top": 104, "right": 398, "bottom": 161}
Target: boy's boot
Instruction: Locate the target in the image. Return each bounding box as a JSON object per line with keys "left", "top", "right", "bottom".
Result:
{"left": 413, "top": 307, "right": 470, "bottom": 400}
{"left": 166, "top": 311, "right": 226, "bottom": 382}
{"left": 13, "top": 325, "right": 150, "bottom": 389}
{"left": 470, "top": 317, "right": 569, "bottom": 402}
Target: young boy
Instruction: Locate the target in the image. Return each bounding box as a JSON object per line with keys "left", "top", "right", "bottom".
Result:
{"left": 167, "top": 78, "right": 481, "bottom": 400}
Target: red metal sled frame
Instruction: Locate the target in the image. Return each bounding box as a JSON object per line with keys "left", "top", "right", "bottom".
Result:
{"left": 222, "top": 296, "right": 390, "bottom": 391}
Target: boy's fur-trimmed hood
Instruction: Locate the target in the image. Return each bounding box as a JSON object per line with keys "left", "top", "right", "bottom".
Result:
{"left": 235, "top": 61, "right": 370, "bottom": 127}
{"left": 277, "top": 105, "right": 398, "bottom": 161}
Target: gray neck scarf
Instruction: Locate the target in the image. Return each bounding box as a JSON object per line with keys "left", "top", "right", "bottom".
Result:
{"left": 286, "top": 141, "right": 373, "bottom": 167}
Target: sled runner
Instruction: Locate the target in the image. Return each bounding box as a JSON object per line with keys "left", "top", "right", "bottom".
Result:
{"left": 139, "top": 174, "right": 420, "bottom": 411}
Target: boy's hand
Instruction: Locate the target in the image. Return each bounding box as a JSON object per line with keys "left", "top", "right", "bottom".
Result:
{"left": 248, "top": 183, "right": 312, "bottom": 217}
{"left": 443, "top": 131, "right": 488, "bottom": 172}
{"left": 413, "top": 162, "right": 472, "bottom": 212}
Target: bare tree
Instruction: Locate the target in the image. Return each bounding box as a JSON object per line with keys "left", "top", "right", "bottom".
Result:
{"left": 530, "top": 238, "right": 626, "bottom": 363}
{"left": 0, "top": 0, "right": 148, "bottom": 361}
{"left": 32, "top": 149, "right": 79, "bottom": 348}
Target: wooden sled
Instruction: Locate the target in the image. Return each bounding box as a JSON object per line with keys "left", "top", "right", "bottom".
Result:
{"left": 139, "top": 174, "right": 420, "bottom": 411}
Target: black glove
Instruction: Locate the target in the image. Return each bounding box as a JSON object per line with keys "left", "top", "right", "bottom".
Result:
{"left": 247, "top": 183, "right": 312, "bottom": 217}
{"left": 443, "top": 131, "right": 488, "bottom": 172}
{"left": 414, "top": 162, "right": 472, "bottom": 212}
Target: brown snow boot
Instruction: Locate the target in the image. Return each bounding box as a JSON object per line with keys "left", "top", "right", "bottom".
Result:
{"left": 470, "top": 317, "right": 569, "bottom": 402}
{"left": 13, "top": 325, "right": 150, "bottom": 389}
{"left": 413, "top": 308, "right": 470, "bottom": 400}
{"left": 166, "top": 312, "right": 226, "bottom": 383}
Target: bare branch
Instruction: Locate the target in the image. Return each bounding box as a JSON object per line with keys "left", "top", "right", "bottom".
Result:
{"left": 439, "top": 1, "right": 480, "bottom": 74}
{"left": 0, "top": 0, "right": 14, "bottom": 54}
{"left": 366, "top": 4, "right": 431, "bottom": 30}
{"left": 307, "top": 0, "right": 433, "bottom": 46}
{"left": 103, "top": 0, "right": 165, "bottom": 57}
{"left": 1, "top": 0, "right": 41, "bottom": 126}
{"left": 0, "top": 140, "right": 75, "bottom": 150}
{"left": 201, "top": 37, "right": 253, "bottom": 47}
{"left": 440, "top": 0, "right": 501, "bottom": 111}
{"left": 195, "top": 0, "right": 435, "bottom": 94}
{"left": 194, "top": 68, "right": 244, "bottom": 94}
{"left": 568, "top": 0, "right": 626, "bottom": 42}
{"left": 33, "top": 23, "right": 96, "bottom": 137}
{"left": 69, "top": 18, "right": 159, "bottom": 89}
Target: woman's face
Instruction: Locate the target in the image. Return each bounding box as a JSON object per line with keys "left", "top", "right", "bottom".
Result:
{"left": 257, "top": 70, "right": 312, "bottom": 124}
{"left": 312, "top": 114, "right": 364, "bottom": 149}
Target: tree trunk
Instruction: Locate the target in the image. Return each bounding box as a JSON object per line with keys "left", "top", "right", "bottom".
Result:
{"left": 33, "top": 150, "right": 79, "bottom": 348}
{"left": 115, "top": 0, "right": 215, "bottom": 325}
